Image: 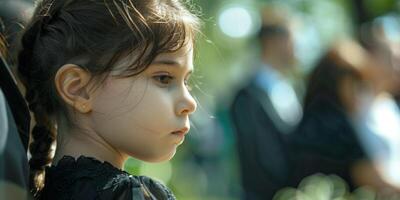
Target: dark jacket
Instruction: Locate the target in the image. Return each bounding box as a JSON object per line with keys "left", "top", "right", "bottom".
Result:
{"left": 230, "top": 79, "right": 293, "bottom": 200}
{"left": 0, "top": 56, "right": 31, "bottom": 199}
{"left": 287, "top": 95, "right": 366, "bottom": 190}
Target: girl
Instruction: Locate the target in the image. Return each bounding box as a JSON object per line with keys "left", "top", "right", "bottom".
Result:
{"left": 17, "top": 0, "right": 200, "bottom": 199}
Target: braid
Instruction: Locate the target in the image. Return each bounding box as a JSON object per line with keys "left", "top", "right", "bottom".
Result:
{"left": 20, "top": 26, "right": 56, "bottom": 200}
{"left": 17, "top": 0, "right": 66, "bottom": 198}
{"left": 28, "top": 106, "right": 56, "bottom": 197}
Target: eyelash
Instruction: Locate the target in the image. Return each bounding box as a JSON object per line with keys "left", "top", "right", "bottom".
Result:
{"left": 153, "top": 75, "right": 192, "bottom": 91}
{"left": 154, "top": 75, "right": 174, "bottom": 85}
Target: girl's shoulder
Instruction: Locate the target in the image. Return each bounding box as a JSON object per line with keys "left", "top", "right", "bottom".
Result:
{"left": 42, "top": 155, "right": 175, "bottom": 200}
{"left": 101, "top": 174, "right": 176, "bottom": 200}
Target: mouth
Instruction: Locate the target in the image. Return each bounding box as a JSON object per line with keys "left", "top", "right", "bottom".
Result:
{"left": 171, "top": 127, "right": 189, "bottom": 145}
{"left": 171, "top": 127, "right": 189, "bottom": 136}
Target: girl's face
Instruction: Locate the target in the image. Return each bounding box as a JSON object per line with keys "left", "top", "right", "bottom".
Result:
{"left": 89, "top": 44, "right": 197, "bottom": 162}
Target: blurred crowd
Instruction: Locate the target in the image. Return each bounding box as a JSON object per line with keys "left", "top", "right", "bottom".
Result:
{"left": 226, "top": 3, "right": 400, "bottom": 200}
{"left": 2, "top": 0, "right": 400, "bottom": 200}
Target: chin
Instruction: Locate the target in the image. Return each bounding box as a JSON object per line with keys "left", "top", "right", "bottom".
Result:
{"left": 134, "top": 150, "right": 177, "bottom": 163}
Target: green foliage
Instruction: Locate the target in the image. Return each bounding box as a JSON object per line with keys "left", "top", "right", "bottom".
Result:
{"left": 365, "top": 0, "right": 397, "bottom": 18}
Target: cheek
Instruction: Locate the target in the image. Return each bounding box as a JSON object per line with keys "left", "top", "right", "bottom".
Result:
{"left": 91, "top": 82, "right": 175, "bottom": 135}
{"left": 145, "top": 85, "right": 173, "bottom": 109}
{"left": 88, "top": 78, "right": 179, "bottom": 161}
{"left": 93, "top": 81, "right": 143, "bottom": 112}
{"left": 130, "top": 84, "right": 175, "bottom": 129}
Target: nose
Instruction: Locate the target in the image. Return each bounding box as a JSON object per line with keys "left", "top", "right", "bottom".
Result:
{"left": 176, "top": 88, "right": 197, "bottom": 116}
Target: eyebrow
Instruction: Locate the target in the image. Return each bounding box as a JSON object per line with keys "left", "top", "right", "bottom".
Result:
{"left": 152, "top": 60, "right": 193, "bottom": 73}
{"left": 153, "top": 59, "right": 181, "bottom": 66}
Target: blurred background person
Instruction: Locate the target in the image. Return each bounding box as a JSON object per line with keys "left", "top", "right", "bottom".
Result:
{"left": 0, "top": 40, "right": 31, "bottom": 200}
{"left": 286, "top": 36, "right": 400, "bottom": 199}
{"left": 287, "top": 40, "right": 373, "bottom": 191}
{"left": 229, "top": 5, "right": 303, "bottom": 200}
{"left": 0, "top": 1, "right": 33, "bottom": 199}
{"left": 351, "top": 19, "right": 400, "bottom": 197}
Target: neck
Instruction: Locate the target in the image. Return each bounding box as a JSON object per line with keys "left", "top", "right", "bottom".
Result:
{"left": 53, "top": 124, "right": 127, "bottom": 169}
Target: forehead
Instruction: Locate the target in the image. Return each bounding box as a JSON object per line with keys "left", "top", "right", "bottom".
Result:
{"left": 155, "top": 43, "right": 193, "bottom": 60}
{"left": 152, "top": 43, "right": 194, "bottom": 69}
{"left": 111, "top": 42, "right": 194, "bottom": 75}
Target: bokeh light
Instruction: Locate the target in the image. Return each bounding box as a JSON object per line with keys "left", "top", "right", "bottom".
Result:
{"left": 218, "top": 6, "right": 256, "bottom": 38}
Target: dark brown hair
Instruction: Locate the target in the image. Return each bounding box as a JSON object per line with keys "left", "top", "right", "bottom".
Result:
{"left": 0, "top": 33, "right": 7, "bottom": 59}
{"left": 303, "top": 43, "right": 365, "bottom": 110}
{"left": 16, "top": 0, "right": 200, "bottom": 197}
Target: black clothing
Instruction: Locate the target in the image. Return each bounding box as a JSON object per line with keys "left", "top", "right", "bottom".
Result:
{"left": 0, "top": 56, "right": 30, "bottom": 199}
{"left": 0, "top": 57, "right": 30, "bottom": 150}
{"left": 230, "top": 80, "right": 292, "bottom": 200}
{"left": 287, "top": 96, "right": 366, "bottom": 190}
{"left": 40, "top": 156, "right": 176, "bottom": 200}
{"left": 0, "top": 90, "right": 30, "bottom": 197}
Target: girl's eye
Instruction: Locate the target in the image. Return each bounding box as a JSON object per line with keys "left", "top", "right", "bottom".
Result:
{"left": 153, "top": 75, "right": 174, "bottom": 85}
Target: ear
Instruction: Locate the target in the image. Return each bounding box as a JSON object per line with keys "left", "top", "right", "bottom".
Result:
{"left": 54, "top": 64, "right": 93, "bottom": 113}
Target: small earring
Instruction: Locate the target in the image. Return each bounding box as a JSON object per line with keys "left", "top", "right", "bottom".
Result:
{"left": 80, "top": 104, "right": 90, "bottom": 113}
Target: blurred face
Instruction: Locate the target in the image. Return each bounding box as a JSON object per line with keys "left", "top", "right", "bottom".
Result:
{"left": 262, "top": 32, "right": 296, "bottom": 68}
{"left": 89, "top": 44, "right": 197, "bottom": 162}
{"left": 277, "top": 34, "right": 296, "bottom": 66}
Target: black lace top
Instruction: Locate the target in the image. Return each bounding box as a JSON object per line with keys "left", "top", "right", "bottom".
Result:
{"left": 40, "top": 156, "right": 176, "bottom": 200}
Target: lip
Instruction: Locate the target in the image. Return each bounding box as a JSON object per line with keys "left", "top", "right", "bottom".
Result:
{"left": 171, "top": 127, "right": 189, "bottom": 136}
{"left": 171, "top": 127, "right": 189, "bottom": 145}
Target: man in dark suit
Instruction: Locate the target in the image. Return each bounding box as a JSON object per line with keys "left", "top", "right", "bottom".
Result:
{"left": 230, "top": 6, "right": 302, "bottom": 200}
